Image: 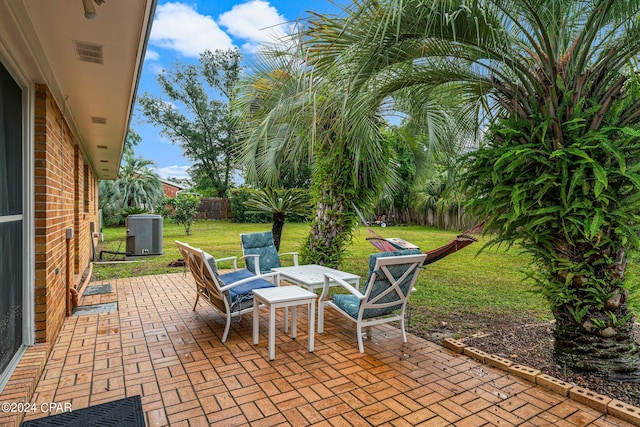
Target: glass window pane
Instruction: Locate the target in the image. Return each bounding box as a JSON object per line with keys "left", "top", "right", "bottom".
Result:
{"left": 0, "top": 220, "right": 23, "bottom": 373}
{"left": 0, "top": 62, "right": 23, "bottom": 216}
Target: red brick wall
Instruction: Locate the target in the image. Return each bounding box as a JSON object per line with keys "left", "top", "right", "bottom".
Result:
{"left": 33, "top": 85, "right": 98, "bottom": 347}
{"left": 73, "top": 148, "right": 98, "bottom": 276}
{"left": 162, "top": 181, "right": 181, "bottom": 198}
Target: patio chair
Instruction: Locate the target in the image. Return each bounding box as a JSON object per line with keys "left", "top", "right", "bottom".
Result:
{"left": 240, "top": 230, "right": 299, "bottom": 275}
{"left": 318, "top": 249, "right": 427, "bottom": 353}
{"left": 175, "top": 240, "right": 281, "bottom": 342}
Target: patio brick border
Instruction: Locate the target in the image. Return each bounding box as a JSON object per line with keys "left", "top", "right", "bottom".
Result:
{"left": 0, "top": 266, "right": 92, "bottom": 427}
{"left": 0, "top": 344, "right": 49, "bottom": 427}
{"left": 442, "top": 337, "right": 640, "bottom": 426}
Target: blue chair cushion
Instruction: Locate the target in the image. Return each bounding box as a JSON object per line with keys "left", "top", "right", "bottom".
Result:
{"left": 219, "top": 269, "right": 276, "bottom": 302}
{"left": 332, "top": 294, "right": 361, "bottom": 318}
{"left": 241, "top": 231, "right": 281, "bottom": 275}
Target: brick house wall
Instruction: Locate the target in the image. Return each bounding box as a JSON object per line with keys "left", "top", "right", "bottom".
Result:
{"left": 33, "top": 85, "right": 98, "bottom": 347}
{"left": 74, "top": 150, "right": 98, "bottom": 278}
{"left": 0, "top": 2, "right": 155, "bottom": 421}
{"left": 161, "top": 181, "right": 182, "bottom": 198}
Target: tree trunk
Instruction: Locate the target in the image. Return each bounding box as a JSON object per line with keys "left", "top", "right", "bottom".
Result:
{"left": 271, "top": 212, "right": 285, "bottom": 251}
{"left": 553, "top": 299, "right": 640, "bottom": 380}
{"left": 302, "top": 183, "right": 353, "bottom": 268}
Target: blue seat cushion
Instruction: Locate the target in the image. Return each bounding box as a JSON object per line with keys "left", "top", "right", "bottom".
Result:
{"left": 332, "top": 294, "right": 361, "bottom": 318}
{"left": 219, "top": 269, "right": 276, "bottom": 302}
{"left": 332, "top": 292, "right": 403, "bottom": 320}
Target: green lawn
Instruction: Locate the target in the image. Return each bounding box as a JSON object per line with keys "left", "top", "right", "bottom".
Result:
{"left": 94, "top": 219, "right": 556, "bottom": 329}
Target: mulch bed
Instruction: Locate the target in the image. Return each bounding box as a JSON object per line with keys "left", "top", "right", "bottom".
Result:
{"left": 408, "top": 307, "right": 640, "bottom": 408}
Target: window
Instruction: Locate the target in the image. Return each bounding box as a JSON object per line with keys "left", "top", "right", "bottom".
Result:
{"left": 0, "top": 60, "right": 23, "bottom": 378}
{"left": 84, "top": 164, "right": 89, "bottom": 212}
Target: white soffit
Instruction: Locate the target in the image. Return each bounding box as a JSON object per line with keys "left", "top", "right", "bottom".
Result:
{"left": 0, "top": 0, "right": 156, "bottom": 180}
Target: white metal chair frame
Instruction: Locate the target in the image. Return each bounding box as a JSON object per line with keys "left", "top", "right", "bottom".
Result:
{"left": 175, "top": 240, "right": 281, "bottom": 342}
{"left": 242, "top": 252, "right": 299, "bottom": 278}
{"left": 318, "top": 253, "right": 427, "bottom": 353}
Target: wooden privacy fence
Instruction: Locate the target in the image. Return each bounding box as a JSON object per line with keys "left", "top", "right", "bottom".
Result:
{"left": 196, "top": 197, "right": 231, "bottom": 220}
{"left": 382, "top": 207, "right": 477, "bottom": 231}
{"left": 196, "top": 197, "right": 473, "bottom": 227}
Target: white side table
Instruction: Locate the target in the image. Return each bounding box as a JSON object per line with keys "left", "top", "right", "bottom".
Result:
{"left": 252, "top": 286, "right": 317, "bottom": 360}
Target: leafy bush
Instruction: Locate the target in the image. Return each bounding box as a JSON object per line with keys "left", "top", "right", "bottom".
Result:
{"left": 156, "top": 193, "right": 202, "bottom": 235}
{"left": 229, "top": 187, "right": 271, "bottom": 223}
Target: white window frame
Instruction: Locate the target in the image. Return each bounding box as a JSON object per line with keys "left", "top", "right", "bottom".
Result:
{"left": 0, "top": 50, "right": 35, "bottom": 391}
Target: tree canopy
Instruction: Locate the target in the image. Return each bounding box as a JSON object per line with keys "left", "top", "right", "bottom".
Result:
{"left": 311, "top": 0, "right": 640, "bottom": 377}
{"left": 139, "top": 48, "right": 242, "bottom": 197}
{"left": 99, "top": 146, "right": 163, "bottom": 223}
{"left": 236, "top": 0, "right": 640, "bottom": 377}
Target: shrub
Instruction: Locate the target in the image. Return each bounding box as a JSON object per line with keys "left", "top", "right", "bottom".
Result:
{"left": 229, "top": 187, "right": 270, "bottom": 223}
{"left": 157, "top": 192, "right": 202, "bottom": 235}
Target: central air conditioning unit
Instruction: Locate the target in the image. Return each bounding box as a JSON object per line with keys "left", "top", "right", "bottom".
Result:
{"left": 125, "top": 214, "right": 163, "bottom": 257}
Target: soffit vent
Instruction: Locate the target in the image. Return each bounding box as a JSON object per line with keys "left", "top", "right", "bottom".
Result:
{"left": 74, "top": 41, "right": 104, "bottom": 64}
{"left": 91, "top": 116, "right": 107, "bottom": 124}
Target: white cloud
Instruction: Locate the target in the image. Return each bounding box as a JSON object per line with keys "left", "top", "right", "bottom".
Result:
{"left": 160, "top": 100, "right": 178, "bottom": 111}
{"left": 159, "top": 134, "right": 176, "bottom": 145}
{"left": 150, "top": 3, "right": 233, "bottom": 58}
{"left": 156, "top": 165, "right": 191, "bottom": 179}
{"left": 144, "top": 49, "right": 160, "bottom": 61}
{"left": 218, "top": 0, "right": 288, "bottom": 51}
{"left": 147, "top": 63, "right": 165, "bottom": 75}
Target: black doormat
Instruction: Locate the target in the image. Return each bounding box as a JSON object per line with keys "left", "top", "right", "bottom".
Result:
{"left": 21, "top": 395, "right": 144, "bottom": 426}
{"left": 83, "top": 283, "right": 112, "bottom": 295}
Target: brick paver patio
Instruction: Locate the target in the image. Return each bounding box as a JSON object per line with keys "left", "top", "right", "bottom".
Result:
{"left": 17, "top": 273, "right": 634, "bottom": 426}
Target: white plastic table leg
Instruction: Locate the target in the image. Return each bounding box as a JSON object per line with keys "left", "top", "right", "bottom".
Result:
{"left": 253, "top": 303, "right": 259, "bottom": 345}
{"left": 291, "top": 306, "right": 297, "bottom": 339}
{"left": 309, "top": 301, "right": 315, "bottom": 352}
{"left": 284, "top": 307, "right": 288, "bottom": 333}
{"left": 269, "top": 304, "right": 276, "bottom": 360}
{"left": 318, "top": 301, "right": 324, "bottom": 333}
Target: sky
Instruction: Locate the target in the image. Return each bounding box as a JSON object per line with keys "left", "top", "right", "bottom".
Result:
{"left": 131, "top": 0, "right": 346, "bottom": 180}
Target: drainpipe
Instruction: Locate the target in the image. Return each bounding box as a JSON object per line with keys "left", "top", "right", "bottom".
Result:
{"left": 65, "top": 228, "right": 73, "bottom": 316}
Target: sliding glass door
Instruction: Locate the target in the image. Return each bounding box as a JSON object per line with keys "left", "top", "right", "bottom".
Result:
{"left": 0, "top": 60, "right": 23, "bottom": 376}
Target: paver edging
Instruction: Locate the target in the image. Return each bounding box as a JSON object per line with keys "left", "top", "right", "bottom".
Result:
{"left": 462, "top": 346, "right": 488, "bottom": 363}
{"left": 442, "top": 337, "right": 466, "bottom": 353}
{"left": 609, "top": 399, "right": 640, "bottom": 425}
{"left": 441, "top": 337, "right": 640, "bottom": 426}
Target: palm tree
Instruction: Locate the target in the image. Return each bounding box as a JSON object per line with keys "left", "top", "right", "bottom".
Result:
{"left": 99, "top": 151, "right": 164, "bottom": 221}
{"left": 308, "top": 0, "right": 640, "bottom": 377}
{"left": 235, "top": 28, "right": 461, "bottom": 267}
{"left": 98, "top": 179, "right": 122, "bottom": 223}
{"left": 414, "top": 168, "right": 467, "bottom": 229}
{"left": 246, "top": 187, "right": 312, "bottom": 250}
{"left": 235, "top": 41, "right": 395, "bottom": 266}
{"left": 117, "top": 151, "right": 164, "bottom": 210}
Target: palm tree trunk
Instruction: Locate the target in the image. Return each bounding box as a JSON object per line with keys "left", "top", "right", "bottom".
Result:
{"left": 553, "top": 295, "right": 640, "bottom": 380}
{"left": 271, "top": 212, "right": 285, "bottom": 251}
{"left": 302, "top": 183, "right": 353, "bottom": 268}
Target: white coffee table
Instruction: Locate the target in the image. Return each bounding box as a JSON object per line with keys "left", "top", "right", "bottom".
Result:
{"left": 272, "top": 264, "right": 360, "bottom": 292}
{"left": 252, "top": 286, "right": 317, "bottom": 360}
